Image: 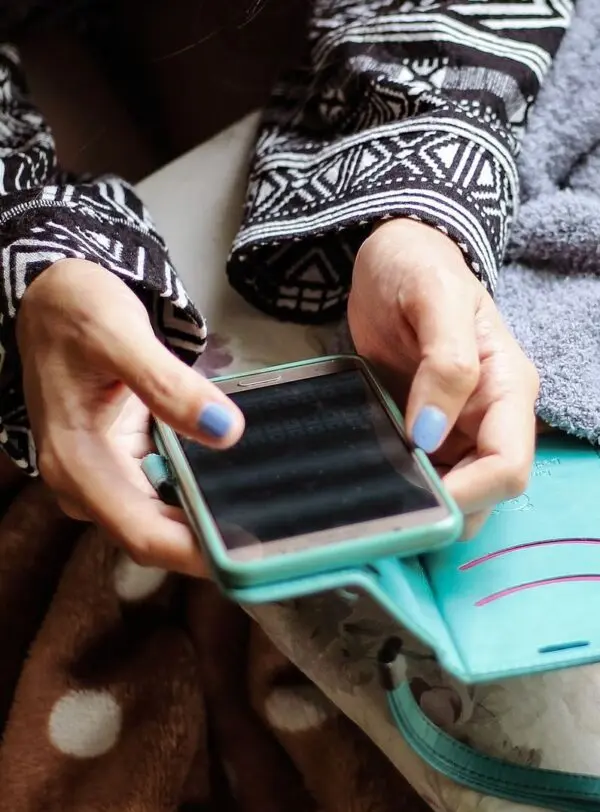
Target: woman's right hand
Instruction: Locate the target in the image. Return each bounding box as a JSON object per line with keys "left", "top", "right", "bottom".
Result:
{"left": 349, "top": 219, "right": 539, "bottom": 538}
{"left": 16, "top": 259, "right": 244, "bottom": 576}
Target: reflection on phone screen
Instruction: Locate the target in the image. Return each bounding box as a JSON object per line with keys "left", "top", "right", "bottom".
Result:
{"left": 180, "top": 370, "right": 439, "bottom": 551}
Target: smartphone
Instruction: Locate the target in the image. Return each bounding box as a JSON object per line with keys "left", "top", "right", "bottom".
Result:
{"left": 154, "top": 355, "right": 462, "bottom": 590}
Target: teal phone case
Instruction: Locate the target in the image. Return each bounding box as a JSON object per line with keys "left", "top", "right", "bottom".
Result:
{"left": 165, "top": 431, "right": 600, "bottom": 685}
{"left": 154, "top": 355, "right": 462, "bottom": 590}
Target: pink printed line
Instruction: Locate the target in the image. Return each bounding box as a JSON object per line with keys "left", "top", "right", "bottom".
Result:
{"left": 476, "top": 575, "right": 600, "bottom": 607}
{"left": 460, "top": 538, "right": 600, "bottom": 571}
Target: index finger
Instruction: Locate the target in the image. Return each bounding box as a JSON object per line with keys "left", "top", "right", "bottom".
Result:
{"left": 443, "top": 392, "right": 537, "bottom": 515}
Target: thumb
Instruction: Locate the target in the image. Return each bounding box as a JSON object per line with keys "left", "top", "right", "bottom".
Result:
{"left": 104, "top": 317, "right": 244, "bottom": 448}
{"left": 404, "top": 290, "right": 480, "bottom": 454}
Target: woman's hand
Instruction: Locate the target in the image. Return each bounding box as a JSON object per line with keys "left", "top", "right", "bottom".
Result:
{"left": 17, "top": 259, "right": 244, "bottom": 576}
{"left": 348, "top": 219, "right": 539, "bottom": 537}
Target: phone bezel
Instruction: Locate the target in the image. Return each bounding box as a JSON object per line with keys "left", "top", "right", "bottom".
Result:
{"left": 155, "top": 356, "right": 459, "bottom": 585}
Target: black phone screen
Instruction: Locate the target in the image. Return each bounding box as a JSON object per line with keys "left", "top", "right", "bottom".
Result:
{"left": 179, "top": 369, "right": 439, "bottom": 550}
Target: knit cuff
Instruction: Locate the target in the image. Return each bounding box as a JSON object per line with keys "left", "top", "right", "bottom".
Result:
{"left": 228, "top": 113, "right": 518, "bottom": 321}
{"left": 0, "top": 179, "right": 206, "bottom": 472}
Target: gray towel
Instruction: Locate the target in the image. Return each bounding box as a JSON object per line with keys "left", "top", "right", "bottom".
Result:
{"left": 497, "top": 0, "right": 600, "bottom": 443}
{"left": 333, "top": 0, "right": 600, "bottom": 444}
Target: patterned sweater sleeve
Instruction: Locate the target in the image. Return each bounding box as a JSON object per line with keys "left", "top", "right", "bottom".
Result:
{"left": 228, "top": 0, "right": 573, "bottom": 323}
{"left": 0, "top": 44, "right": 206, "bottom": 472}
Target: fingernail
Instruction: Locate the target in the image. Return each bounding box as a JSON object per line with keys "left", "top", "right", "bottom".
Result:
{"left": 412, "top": 406, "right": 448, "bottom": 453}
{"left": 198, "top": 403, "right": 235, "bottom": 439}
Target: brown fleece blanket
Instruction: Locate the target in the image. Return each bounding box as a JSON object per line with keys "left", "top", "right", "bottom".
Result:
{"left": 0, "top": 478, "right": 427, "bottom": 812}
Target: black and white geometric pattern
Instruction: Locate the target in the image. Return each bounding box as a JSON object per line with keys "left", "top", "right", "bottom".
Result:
{"left": 0, "top": 3, "right": 575, "bottom": 472}
{"left": 0, "top": 45, "right": 206, "bottom": 473}
{"left": 228, "top": 0, "right": 573, "bottom": 320}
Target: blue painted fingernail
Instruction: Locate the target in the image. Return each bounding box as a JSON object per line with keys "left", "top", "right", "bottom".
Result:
{"left": 412, "top": 406, "right": 448, "bottom": 453}
{"left": 198, "top": 403, "right": 235, "bottom": 438}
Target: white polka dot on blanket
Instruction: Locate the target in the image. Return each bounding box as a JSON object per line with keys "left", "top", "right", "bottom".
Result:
{"left": 49, "top": 690, "right": 122, "bottom": 758}
{"left": 113, "top": 553, "right": 167, "bottom": 602}
{"left": 264, "top": 684, "right": 334, "bottom": 733}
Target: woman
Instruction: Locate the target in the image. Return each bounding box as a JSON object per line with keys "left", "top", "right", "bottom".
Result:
{"left": 0, "top": 2, "right": 576, "bottom": 810}
{"left": 0, "top": 0, "right": 565, "bottom": 573}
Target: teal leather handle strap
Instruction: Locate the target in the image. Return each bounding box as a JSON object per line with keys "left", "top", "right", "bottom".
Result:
{"left": 386, "top": 682, "right": 600, "bottom": 811}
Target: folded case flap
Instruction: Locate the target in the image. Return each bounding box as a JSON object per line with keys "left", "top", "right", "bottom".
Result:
{"left": 314, "top": 434, "right": 600, "bottom": 684}
{"left": 418, "top": 434, "right": 600, "bottom": 682}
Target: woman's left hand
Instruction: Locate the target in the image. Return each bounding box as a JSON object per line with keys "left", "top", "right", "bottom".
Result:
{"left": 348, "top": 218, "right": 540, "bottom": 538}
